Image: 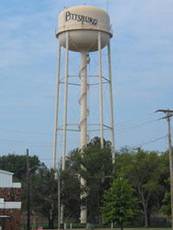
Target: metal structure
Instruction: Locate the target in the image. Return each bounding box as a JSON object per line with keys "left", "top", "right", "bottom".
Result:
{"left": 52, "top": 5, "right": 115, "bottom": 224}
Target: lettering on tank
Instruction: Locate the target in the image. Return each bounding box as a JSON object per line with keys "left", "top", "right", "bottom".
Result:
{"left": 65, "top": 11, "right": 98, "bottom": 26}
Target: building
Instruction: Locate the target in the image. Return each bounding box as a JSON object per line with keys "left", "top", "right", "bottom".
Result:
{"left": 0, "top": 170, "right": 21, "bottom": 230}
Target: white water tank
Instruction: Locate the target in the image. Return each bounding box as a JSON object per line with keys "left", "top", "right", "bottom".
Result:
{"left": 56, "top": 5, "right": 112, "bottom": 52}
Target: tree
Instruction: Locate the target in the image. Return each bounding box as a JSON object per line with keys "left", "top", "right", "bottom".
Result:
{"left": 31, "top": 168, "right": 58, "bottom": 229}
{"left": 65, "top": 137, "right": 113, "bottom": 224}
{"left": 161, "top": 191, "right": 171, "bottom": 218}
{"left": 102, "top": 177, "right": 136, "bottom": 230}
{"left": 116, "top": 149, "right": 167, "bottom": 227}
{"left": 0, "top": 154, "right": 41, "bottom": 181}
{"left": 160, "top": 152, "right": 171, "bottom": 220}
{"left": 61, "top": 166, "right": 80, "bottom": 222}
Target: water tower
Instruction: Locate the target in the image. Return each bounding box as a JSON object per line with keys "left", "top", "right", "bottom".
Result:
{"left": 52, "top": 5, "right": 115, "bottom": 223}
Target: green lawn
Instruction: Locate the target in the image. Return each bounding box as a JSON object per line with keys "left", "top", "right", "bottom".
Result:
{"left": 46, "top": 228, "right": 171, "bottom": 230}
{"left": 85, "top": 228, "right": 170, "bottom": 230}
{"left": 79, "top": 228, "right": 171, "bottom": 230}
{"left": 100, "top": 228, "right": 171, "bottom": 230}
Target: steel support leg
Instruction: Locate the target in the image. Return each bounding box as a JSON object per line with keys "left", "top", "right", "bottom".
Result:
{"left": 52, "top": 44, "right": 61, "bottom": 170}
{"left": 107, "top": 41, "right": 116, "bottom": 162}
{"left": 98, "top": 32, "right": 104, "bottom": 148}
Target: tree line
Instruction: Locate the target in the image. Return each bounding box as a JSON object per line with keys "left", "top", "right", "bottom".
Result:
{"left": 0, "top": 137, "right": 171, "bottom": 229}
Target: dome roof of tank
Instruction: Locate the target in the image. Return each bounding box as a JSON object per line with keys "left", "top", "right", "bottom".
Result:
{"left": 63, "top": 5, "right": 108, "bottom": 13}
{"left": 57, "top": 5, "right": 112, "bottom": 52}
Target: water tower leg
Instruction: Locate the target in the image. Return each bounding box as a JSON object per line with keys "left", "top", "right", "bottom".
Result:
{"left": 52, "top": 43, "right": 61, "bottom": 170}
{"left": 98, "top": 32, "right": 104, "bottom": 148}
{"left": 107, "top": 41, "right": 116, "bottom": 162}
{"left": 62, "top": 31, "right": 69, "bottom": 171}
{"left": 80, "top": 51, "right": 88, "bottom": 224}
{"left": 52, "top": 43, "right": 62, "bottom": 230}
{"left": 61, "top": 31, "right": 69, "bottom": 225}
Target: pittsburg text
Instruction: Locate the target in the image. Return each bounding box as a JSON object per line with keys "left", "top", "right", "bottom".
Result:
{"left": 65, "top": 11, "right": 98, "bottom": 26}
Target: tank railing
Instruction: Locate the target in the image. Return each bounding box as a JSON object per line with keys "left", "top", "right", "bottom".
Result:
{"left": 58, "top": 24, "right": 109, "bottom": 29}
{"left": 57, "top": 22, "right": 112, "bottom": 34}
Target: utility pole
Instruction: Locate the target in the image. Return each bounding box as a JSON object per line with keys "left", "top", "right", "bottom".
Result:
{"left": 156, "top": 109, "right": 173, "bottom": 230}
{"left": 26, "top": 148, "right": 31, "bottom": 230}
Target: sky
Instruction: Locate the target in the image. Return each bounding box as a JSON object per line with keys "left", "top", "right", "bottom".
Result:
{"left": 0, "top": 0, "right": 173, "bottom": 166}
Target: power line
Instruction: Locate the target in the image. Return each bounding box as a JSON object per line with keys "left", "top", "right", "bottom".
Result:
{"left": 116, "top": 112, "right": 157, "bottom": 126}
{"left": 0, "top": 138, "right": 51, "bottom": 147}
{"left": 136, "top": 135, "right": 167, "bottom": 148}
{"left": 0, "top": 128, "right": 51, "bottom": 136}
{"left": 117, "top": 118, "right": 160, "bottom": 133}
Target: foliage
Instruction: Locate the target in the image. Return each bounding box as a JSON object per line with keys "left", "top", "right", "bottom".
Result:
{"left": 115, "top": 149, "right": 168, "bottom": 227}
{"left": 160, "top": 153, "right": 171, "bottom": 219}
{"left": 161, "top": 191, "right": 171, "bottom": 218}
{"left": 0, "top": 154, "right": 41, "bottom": 181}
{"left": 0, "top": 145, "right": 171, "bottom": 228}
{"left": 65, "top": 137, "right": 113, "bottom": 224}
{"left": 61, "top": 166, "right": 80, "bottom": 222}
{"left": 102, "top": 177, "right": 137, "bottom": 230}
{"left": 31, "top": 168, "right": 58, "bottom": 228}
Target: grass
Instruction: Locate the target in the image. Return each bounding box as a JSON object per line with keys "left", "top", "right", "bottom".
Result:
{"left": 94, "top": 228, "right": 171, "bottom": 230}
{"left": 70, "top": 228, "right": 171, "bottom": 230}
{"left": 45, "top": 228, "right": 171, "bottom": 230}
{"left": 46, "top": 228, "right": 171, "bottom": 230}
{"left": 83, "top": 228, "right": 169, "bottom": 230}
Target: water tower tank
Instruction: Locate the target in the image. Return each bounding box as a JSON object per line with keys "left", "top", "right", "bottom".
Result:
{"left": 57, "top": 5, "right": 112, "bottom": 52}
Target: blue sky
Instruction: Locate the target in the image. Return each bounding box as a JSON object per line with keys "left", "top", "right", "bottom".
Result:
{"left": 0, "top": 0, "right": 173, "bottom": 166}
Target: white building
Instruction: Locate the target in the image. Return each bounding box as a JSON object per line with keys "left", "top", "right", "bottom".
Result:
{"left": 0, "top": 169, "right": 21, "bottom": 210}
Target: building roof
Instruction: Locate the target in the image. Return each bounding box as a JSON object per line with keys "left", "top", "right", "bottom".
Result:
{"left": 0, "top": 169, "right": 13, "bottom": 175}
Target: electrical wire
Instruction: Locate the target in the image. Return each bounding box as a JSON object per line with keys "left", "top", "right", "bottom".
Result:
{"left": 0, "top": 138, "right": 51, "bottom": 147}
{"left": 117, "top": 118, "right": 160, "bottom": 134}
{"left": 116, "top": 112, "right": 158, "bottom": 126}
{"left": 134, "top": 135, "right": 167, "bottom": 149}
{"left": 0, "top": 128, "right": 50, "bottom": 136}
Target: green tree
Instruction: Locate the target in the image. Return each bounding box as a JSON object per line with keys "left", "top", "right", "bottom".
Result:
{"left": 66, "top": 137, "right": 113, "bottom": 224}
{"left": 161, "top": 191, "right": 171, "bottom": 218}
{"left": 160, "top": 152, "right": 171, "bottom": 220}
{"left": 102, "top": 177, "right": 136, "bottom": 230}
{"left": 116, "top": 149, "right": 167, "bottom": 227}
{"left": 0, "top": 154, "right": 41, "bottom": 181}
{"left": 31, "top": 168, "right": 58, "bottom": 228}
{"left": 61, "top": 166, "right": 80, "bottom": 222}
